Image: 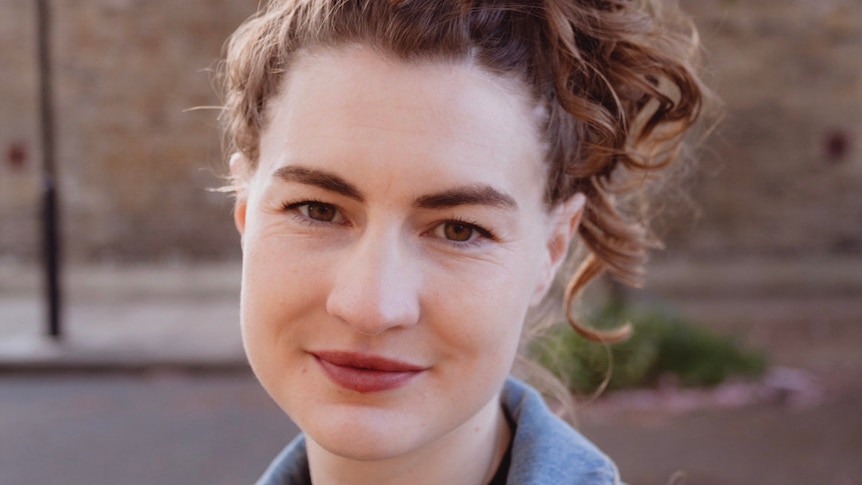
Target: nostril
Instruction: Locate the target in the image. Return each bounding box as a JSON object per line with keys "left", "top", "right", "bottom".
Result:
{"left": 326, "top": 235, "right": 421, "bottom": 333}
{"left": 327, "top": 274, "right": 420, "bottom": 335}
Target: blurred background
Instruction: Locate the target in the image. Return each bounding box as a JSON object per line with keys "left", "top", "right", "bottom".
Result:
{"left": 1, "top": 0, "right": 860, "bottom": 484}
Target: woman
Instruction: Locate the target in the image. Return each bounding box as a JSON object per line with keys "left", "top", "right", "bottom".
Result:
{"left": 220, "top": 0, "right": 704, "bottom": 483}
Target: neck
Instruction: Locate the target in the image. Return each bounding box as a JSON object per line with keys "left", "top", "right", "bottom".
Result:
{"left": 306, "top": 395, "right": 512, "bottom": 485}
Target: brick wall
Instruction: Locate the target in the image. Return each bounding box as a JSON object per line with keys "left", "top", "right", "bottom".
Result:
{"left": 1, "top": 0, "right": 42, "bottom": 262}
{"left": 1, "top": 0, "right": 254, "bottom": 262}
{"left": 673, "top": 0, "right": 862, "bottom": 261}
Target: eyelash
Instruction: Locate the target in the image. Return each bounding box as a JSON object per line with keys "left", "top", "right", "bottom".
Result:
{"left": 280, "top": 200, "right": 497, "bottom": 246}
{"left": 281, "top": 199, "right": 345, "bottom": 227}
{"left": 436, "top": 217, "right": 497, "bottom": 247}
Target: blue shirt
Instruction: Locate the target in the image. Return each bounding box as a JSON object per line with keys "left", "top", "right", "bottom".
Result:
{"left": 256, "top": 377, "right": 622, "bottom": 484}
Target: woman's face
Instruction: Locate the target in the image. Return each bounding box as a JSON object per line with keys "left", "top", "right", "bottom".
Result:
{"left": 234, "top": 45, "right": 580, "bottom": 463}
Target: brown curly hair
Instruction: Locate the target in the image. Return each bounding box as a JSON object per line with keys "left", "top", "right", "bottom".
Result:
{"left": 219, "top": 0, "right": 705, "bottom": 343}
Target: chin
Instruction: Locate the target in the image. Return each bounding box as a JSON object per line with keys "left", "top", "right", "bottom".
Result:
{"left": 305, "top": 409, "right": 429, "bottom": 461}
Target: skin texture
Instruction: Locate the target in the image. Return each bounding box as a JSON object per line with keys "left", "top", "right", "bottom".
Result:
{"left": 233, "top": 45, "right": 584, "bottom": 485}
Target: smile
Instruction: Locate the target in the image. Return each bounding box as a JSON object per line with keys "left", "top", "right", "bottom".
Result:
{"left": 311, "top": 351, "right": 426, "bottom": 393}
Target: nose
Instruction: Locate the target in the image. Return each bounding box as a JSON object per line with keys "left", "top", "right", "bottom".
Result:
{"left": 326, "top": 229, "right": 420, "bottom": 336}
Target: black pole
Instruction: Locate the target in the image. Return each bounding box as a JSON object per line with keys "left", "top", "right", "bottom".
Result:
{"left": 36, "top": 0, "right": 62, "bottom": 339}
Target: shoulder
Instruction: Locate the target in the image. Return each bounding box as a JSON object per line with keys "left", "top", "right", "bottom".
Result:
{"left": 502, "top": 377, "right": 623, "bottom": 485}
{"left": 254, "top": 434, "right": 311, "bottom": 485}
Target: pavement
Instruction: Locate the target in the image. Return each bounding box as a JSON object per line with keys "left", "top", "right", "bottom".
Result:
{"left": 0, "top": 262, "right": 247, "bottom": 373}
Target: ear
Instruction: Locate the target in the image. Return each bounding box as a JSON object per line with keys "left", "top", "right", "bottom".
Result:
{"left": 530, "top": 193, "right": 586, "bottom": 306}
{"left": 230, "top": 152, "right": 249, "bottom": 237}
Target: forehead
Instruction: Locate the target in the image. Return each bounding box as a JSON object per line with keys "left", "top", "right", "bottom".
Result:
{"left": 255, "top": 45, "right": 548, "bottom": 203}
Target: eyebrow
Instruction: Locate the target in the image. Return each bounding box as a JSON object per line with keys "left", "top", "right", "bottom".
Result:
{"left": 272, "top": 165, "right": 517, "bottom": 210}
{"left": 414, "top": 185, "right": 518, "bottom": 210}
{"left": 273, "top": 166, "right": 365, "bottom": 202}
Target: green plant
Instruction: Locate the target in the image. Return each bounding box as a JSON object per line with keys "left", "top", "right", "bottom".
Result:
{"left": 530, "top": 302, "right": 768, "bottom": 394}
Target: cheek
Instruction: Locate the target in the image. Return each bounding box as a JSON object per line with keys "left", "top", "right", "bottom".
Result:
{"left": 239, "top": 240, "right": 283, "bottom": 368}
{"left": 239, "top": 219, "right": 323, "bottom": 356}
{"left": 426, "top": 253, "right": 540, "bottom": 362}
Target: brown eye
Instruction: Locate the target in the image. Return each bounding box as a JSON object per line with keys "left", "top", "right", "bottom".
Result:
{"left": 430, "top": 220, "right": 494, "bottom": 246}
{"left": 285, "top": 200, "right": 347, "bottom": 225}
{"left": 305, "top": 202, "right": 337, "bottom": 222}
{"left": 443, "top": 222, "right": 474, "bottom": 242}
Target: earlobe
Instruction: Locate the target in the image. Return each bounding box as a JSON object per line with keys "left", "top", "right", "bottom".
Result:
{"left": 234, "top": 196, "right": 248, "bottom": 236}
{"left": 530, "top": 193, "right": 586, "bottom": 306}
{"left": 549, "top": 194, "right": 585, "bottom": 265}
{"left": 230, "top": 152, "right": 250, "bottom": 237}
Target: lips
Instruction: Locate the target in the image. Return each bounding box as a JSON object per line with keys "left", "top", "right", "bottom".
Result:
{"left": 312, "top": 350, "right": 426, "bottom": 393}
